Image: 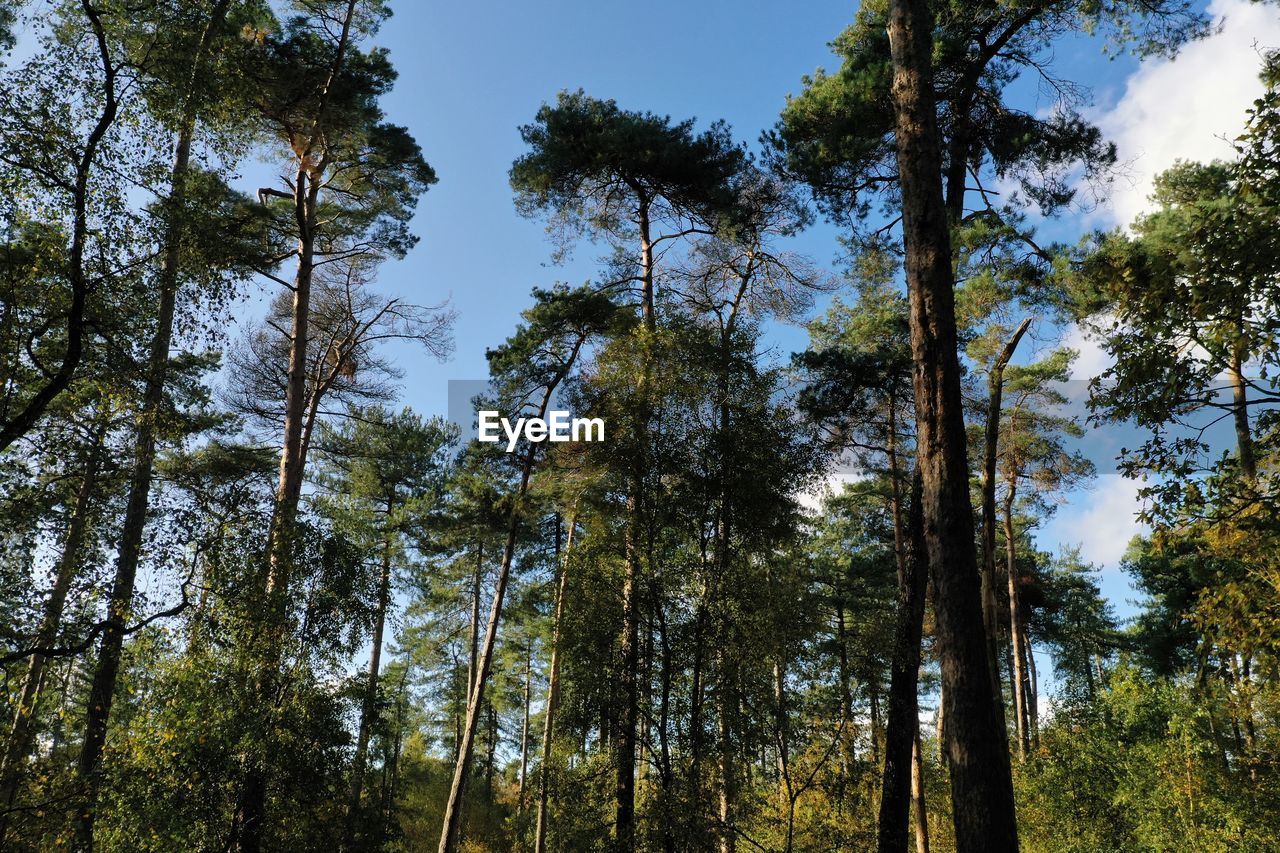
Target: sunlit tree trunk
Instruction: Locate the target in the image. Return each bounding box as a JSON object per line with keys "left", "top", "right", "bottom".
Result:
{"left": 1004, "top": 489, "right": 1029, "bottom": 762}
{"left": 912, "top": 726, "right": 930, "bottom": 853}
{"left": 981, "top": 319, "right": 1031, "bottom": 707}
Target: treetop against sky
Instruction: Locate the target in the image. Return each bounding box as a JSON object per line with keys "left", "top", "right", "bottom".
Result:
{"left": 338, "top": 0, "right": 1280, "bottom": 588}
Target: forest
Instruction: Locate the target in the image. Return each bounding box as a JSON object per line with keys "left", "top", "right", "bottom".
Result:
{"left": 0, "top": 0, "right": 1278, "bottom": 850}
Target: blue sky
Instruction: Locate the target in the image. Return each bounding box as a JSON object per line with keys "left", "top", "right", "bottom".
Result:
{"left": 360, "top": 0, "right": 857, "bottom": 395}
{"left": 238, "top": 0, "right": 1280, "bottom": 618}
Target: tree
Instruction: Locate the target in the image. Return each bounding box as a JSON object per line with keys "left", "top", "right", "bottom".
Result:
{"left": 774, "top": 1, "right": 1212, "bottom": 848}
{"left": 1080, "top": 158, "right": 1280, "bottom": 524}
{"left": 437, "top": 285, "right": 622, "bottom": 853}
{"left": 794, "top": 280, "right": 928, "bottom": 853}
{"left": 229, "top": 2, "right": 441, "bottom": 845}
{"left": 992, "top": 350, "right": 1094, "bottom": 758}
{"left": 309, "top": 406, "right": 455, "bottom": 848}
{"left": 0, "top": 0, "right": 123, "bottom": 451}
{"left": 510, "top": 90, "right": 746, "bottom": 847}
{"left": 1036, "top": 548, "right": 1117, "bottom": 698}
{"left": 881, "top": 0, "right": 1020, "bottom": 845}
{"left": 70, "top": 3, "right": 273, "bottom": 845}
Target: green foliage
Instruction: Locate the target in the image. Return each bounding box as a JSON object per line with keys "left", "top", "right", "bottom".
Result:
{"left": 511, "top": 89, "right": 746, "bottom": 241}
{"left": 4, "top": 3, "right": 1280, "bottom": 852}
{"left": 1019, "top": 665, "right": 1280, "bottom": 852}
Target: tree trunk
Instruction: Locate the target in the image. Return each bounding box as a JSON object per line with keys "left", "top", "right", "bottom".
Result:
{"left": 775, "top": 653, "right": 796, "bottom": 853}
{"left": 438, "top": 357, "right": 582, "bottom": 853}
{"left": 717, "top": 667, "right": 736, "bottom": 853}
{"left": 835, "top": 594, "right": 856, "bottom": 783}
{"left": 981, "top": 319, "right": 1031, "bottom": 707}
{"left": 1023, "top": 631, "right": 1039, "bottom": 748}
{"left": 535, "top": 509, "right": 577, "bottom": 853}
{"left": 342, "top": 511, "right": 396, "bottom": 851}
{"left": 885, "top": 0, "right": 1019, "bottom": 847}
{"left": 71, "top": 7, "right": 229, "bottom": 849}
{"left": 384, "top": 666, "right": 410, "bottom": 834}
{"left": 1004, "top": 493, "right": 1029, "bottom": 762}
{"left": 1228, "top": 345, "right": 1256, "bottom": 481}
{"left": 453, "top": 651, "right": 463, "bottom": 761}
{"left": 911, "top": 725, "right": 930, "bottom": 853}
{"left": 0, "top": 419, "right": 106, "bottom": 839}
{"left": 470, "top": 543, "right": 482, "bottom": 696}
{"left": 637, "top": 195, "right": 655, "bottom": 333}
{"left": 486, "top": 703, "right": 497, "bottom": 797}
{"left": 518, "top": 642, "right": 532, "bottom": 809}
{"left": 877, "top": 471, "right": 928, "bottom": 853}
{"left": 870, "top": 679, "right": 882, "bottom": 767}
{"left": 615, "top": 497, "right": 641, "bottom": 849}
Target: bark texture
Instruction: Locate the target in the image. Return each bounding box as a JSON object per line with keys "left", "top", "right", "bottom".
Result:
{"left": 885, "top": 0, "right": 1019, "bottom": 847}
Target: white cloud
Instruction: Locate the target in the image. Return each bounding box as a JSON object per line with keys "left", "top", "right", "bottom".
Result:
{"left": 797, "top": 470, "right": 865, "bottom": 513}
{"left": 1092, "top": 0, "right": 1280, "bottom": 228}
{"left": 1038, "top": 475, "right": 1147, "bottom": 570}
{"left": 1061, "top": 321, "right": 1112, "bottom": 381}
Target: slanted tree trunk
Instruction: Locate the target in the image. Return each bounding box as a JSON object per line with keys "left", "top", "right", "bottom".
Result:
{"left": 534, "top": 509, "right": 577, "bottom": 853}
{"left": 1026, "top": 634, "right": 1039, "bottom": 748}
{"left": 452, "top": 650, "right": 463, "bottom": 760}
{"left": 885, "top": 0, "right": 1019, "bottom": 848}
{"left": 0, "top": 419, "right": 107, "bottom": 840}
{"left": 342, "top": 502, "right": 397, "bottom": 851}
{"left": 470, "top": 544, "right": 482, "bottom": 694}
{"left": 438, "top": 346, "right": 585, "bottom": 853}
{"left": 72, "top": 6, "right": 229, "bottom": 850}
{"left": 877, "top": 471, "right": 928, "bottom": 853}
